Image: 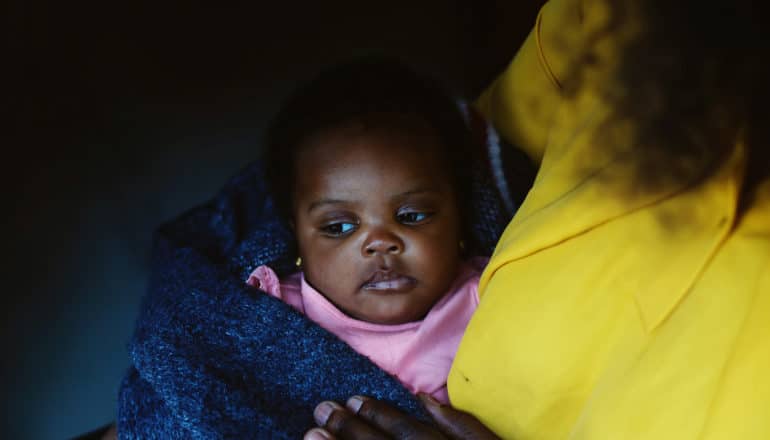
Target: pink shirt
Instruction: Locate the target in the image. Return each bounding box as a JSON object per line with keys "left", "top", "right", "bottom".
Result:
{"left": 246, "top": 258, "right": 486, "bottom": 404}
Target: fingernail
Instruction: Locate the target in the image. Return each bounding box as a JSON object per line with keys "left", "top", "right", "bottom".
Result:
{"left": 304, "top": 428, "right": 332, "bottom": 440}
{"left": 346, "top": 395, "right": 365, "bottom": 413}
{"left": 313, "top": 401, "right": 338, "bottom": 426}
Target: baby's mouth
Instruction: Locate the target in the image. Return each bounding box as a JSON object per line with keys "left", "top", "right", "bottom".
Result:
{"left": 361, "top": 271, "right": 417, "bottom": 292}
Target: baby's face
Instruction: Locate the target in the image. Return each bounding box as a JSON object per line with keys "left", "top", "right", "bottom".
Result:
{"left": 292, "top": 124, "right": 462, "bottom": 324}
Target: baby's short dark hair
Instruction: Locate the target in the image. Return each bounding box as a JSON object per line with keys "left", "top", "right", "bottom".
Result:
{"left": 263, "top": 56, "right": 474, "bottom": 231}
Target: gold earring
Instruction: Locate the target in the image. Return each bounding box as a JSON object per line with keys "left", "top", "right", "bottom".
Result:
{"left": 459, "top": 240, "right": 465, "bottom": 251}
{"left": 295, "top": 257, "right": 302, "bottom": 267}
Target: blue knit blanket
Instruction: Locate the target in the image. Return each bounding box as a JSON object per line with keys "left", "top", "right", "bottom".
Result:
{"left": 117, "top": 125, "right": 514, "bottom": 439}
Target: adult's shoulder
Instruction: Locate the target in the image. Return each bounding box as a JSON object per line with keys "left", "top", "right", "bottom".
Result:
{"left": 473, "top": 0, "right": 589, "bottom": 164}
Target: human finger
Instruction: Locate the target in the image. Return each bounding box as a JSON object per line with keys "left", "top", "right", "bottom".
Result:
{"left": 312, "top": 400, "right": 389, "bottom": 440}
{"left": 346, "top": 395, "right": 447, "bottom": 439}
{"left": 303, "top": 427, "right": 334, "bottom": 440}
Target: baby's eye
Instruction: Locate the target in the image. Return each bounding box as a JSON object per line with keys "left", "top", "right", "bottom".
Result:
{"left": 397, "top": 211, "right": 431, "bottom": 225}
{"left": 320, "top": 221, "right": 357, "bottom": 237}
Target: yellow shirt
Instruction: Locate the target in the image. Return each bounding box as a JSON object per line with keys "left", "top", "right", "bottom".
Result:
{"left": 447, "top": 0, "right": 770, "bottom": 438}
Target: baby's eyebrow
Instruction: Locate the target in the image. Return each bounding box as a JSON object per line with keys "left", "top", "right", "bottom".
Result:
{"left": 307, "top": 188, "right": 441, "bottom": 212}
{"left": 390, "top": 187, "right": 440, "bottom": 201}
{"left": 307, "top": 198, "right": 349, "bottom": 213}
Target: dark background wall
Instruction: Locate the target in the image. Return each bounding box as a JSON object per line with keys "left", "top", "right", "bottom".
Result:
{"left": 4, "top": 1, "right": 539, "bottom": 438}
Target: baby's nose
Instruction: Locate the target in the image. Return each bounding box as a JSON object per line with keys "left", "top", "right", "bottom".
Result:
{"left": 362, "top": 231, "right": 404, "bottom": 256}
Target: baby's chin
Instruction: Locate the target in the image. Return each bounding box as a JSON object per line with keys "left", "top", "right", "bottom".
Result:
{"left": 350, "top": 295, "right": 439, "bottom": 325}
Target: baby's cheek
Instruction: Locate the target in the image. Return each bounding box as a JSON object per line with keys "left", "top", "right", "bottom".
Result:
{"left": 316, "top": 249, "right": 359, "bottom": 294}
{"left": 423, "top": 238, "right": 461, "bottom": 284}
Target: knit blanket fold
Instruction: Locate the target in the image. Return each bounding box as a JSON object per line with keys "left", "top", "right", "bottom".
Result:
{"left": 117, "top": 113, "right": 513, "bottom": 439}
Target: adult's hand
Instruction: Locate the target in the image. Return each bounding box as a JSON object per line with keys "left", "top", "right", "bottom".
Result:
{"left": 304, "top": 393, "right": 500, "bottom": 440}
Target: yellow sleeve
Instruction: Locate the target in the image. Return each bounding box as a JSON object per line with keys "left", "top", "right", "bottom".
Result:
{"left": 474, "top": 0, "right": 584, "bottom": 164}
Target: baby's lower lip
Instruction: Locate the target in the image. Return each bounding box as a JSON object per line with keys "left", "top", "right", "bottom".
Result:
{"left": 362, "top": 276, "right": 417, "bottom": 292}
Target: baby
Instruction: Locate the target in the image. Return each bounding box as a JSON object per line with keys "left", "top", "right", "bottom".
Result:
{"left": 246, "top": 58, "right": 487, "bottom": 404}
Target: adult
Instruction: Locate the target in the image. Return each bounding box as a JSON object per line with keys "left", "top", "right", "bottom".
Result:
{"left": 304, "top": 0, "right": 770, "bottom": 438}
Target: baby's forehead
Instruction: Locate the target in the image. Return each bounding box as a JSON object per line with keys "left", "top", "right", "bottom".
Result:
{"left": 301, "top": 127, "right": 443, "bottom": 167}
{"left": 296, "top": 128, "right": 452, "bottom": 188}
{"left": 319, "top": 110, "right": 438, "bottom": 138}
{"left": 301, "top": 115, "right": 444, "bottom": 156}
